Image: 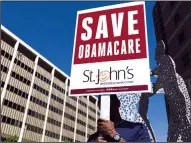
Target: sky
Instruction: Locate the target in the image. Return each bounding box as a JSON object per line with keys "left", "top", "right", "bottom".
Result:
{"left": 2, "top": 1, "right": 168, "bottom": 141}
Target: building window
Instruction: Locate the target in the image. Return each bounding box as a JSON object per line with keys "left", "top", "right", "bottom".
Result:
{"left": 47, "top": 117, "right": 61, "bottom": 127}
{"left": 26, "top": 123, "right": 43, "bottom": 134}
{"left": 33, "top": 84, "right": 49, "bottom": 96}
{"left": 11, "top": 71, "right": 31, "bottom": 86}
{"left": 88, "top": 115, "right": 95, "bottom": 122}
{"left": 79, "top": 100, "right": 87, "bottom": 108}
{"left": 178, "top": 32, "right": 185, "bottom": 45}
{"left": 14, "top": 59, "right": 33, "bottom": 74}
{"left": 76, "top": 129, "right": 86, "bottom": 136}
{"left": 52, "top": 83, "right": 65, "bottom": 94}
{"left": 70, "top": 96, "right": 77, "bottom": 102}
{"left": 173, "top": 13, "right": 180, "bottom": 25}
{"left": 1, "top": 50, "right": 12, "bottom": 61}
{"left": 77, "top": 119, "right": 86, "bottom": 127}
{"left": 78, "top": 109, "right": 87, "bottom": 117}
{"left": 88, "top": 124, "right": 95, "bottom": 130}
{"left": 182, "top": 52, "right": 190, "bottom": 68}
{"left": 89, "top": 106, "right": 96, "bottom": 113}
{"left": 30, "top": 96, "right": 47, "bottom": 108}
{"left": 89, "top": 96, "right": 96, "bottom": 104}
{"left": 1, "top": 81, "right": 5, "bottom": 88}
{"left": 49, "top": 105, "right": 62, "bottom": 115}
{"left": 63, "top": 124, "right": 74, "bottom": 132}
{"left": 66, "top": 102, "right": 76, "bottom": 111}
{"left": 62, "top": 136, "right": 73, "bottom": 142}
{"left": 1, "top": 65, "right": 8, "bottom": 73}
{"left": 28, "top": 109, "right": 45, "bottom": 121}
{"left": 51, "top": 94, "right": 64, "bottom": 104}
{"left": 98, "top": 111, "right": 100, "bottom": 116}
{"left": 64, "top": 113, "right": 75, "bottom": 121}
{"left": 35, "top": 72, "right": 51, "bottom": 85}
{"left": 45, "top": 130, "right": 59, "bottom": 139}
{"left": 1, "top": 115, "right": 22, "bottom": 128}
{"left": 3, "top": 99, "right": 25, "bottom": 113}
{"left": 6, "top": 85, "right": 29, "bottom": 99}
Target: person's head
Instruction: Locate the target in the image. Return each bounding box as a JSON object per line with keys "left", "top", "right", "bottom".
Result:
{"left": 98, "top": 94, "right": 122, "bottom": 123}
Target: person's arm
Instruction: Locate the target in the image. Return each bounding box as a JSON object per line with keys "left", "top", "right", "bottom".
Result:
{"left": 97, "top": 119, "right": 127, "bottom": 142}
{"left": 118, "top": 138, "right": 126, "bottom": 142}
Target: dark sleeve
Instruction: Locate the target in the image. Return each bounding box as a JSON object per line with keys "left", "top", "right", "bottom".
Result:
{"left": 135, "top": 124, "right": 151, "bottom": 142}
{"left": 87, "top": 132, "right": 98, "bottom": 142}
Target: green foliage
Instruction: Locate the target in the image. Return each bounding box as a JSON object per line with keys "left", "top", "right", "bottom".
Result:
{"left": 4, "top": 135, "right": 18, "bottom": 142}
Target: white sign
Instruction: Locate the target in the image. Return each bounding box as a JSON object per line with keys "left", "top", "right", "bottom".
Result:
{"left": 69, "top": 2, "right": 151, "bottom": 96}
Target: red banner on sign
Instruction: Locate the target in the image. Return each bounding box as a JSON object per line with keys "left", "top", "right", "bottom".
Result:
{"left": 74, "top": 4, "right": 147, "bottom": 65}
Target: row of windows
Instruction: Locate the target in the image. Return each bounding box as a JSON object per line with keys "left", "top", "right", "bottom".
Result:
{"left": 89, "top": 106, "right": 96, "bottom": 113}
{"left": 89, "top": 96, "right": 96, "bottom": 104}
{"left": 30, "top": 96, "right": 47, "bottom": 108}
{"left": 88, "top": 115, "right": 96, "bottom": 122}
{"left": 51, "top": 94, "right": 64, "bottom": 104}
{"left": 76, "top": 129, "right": 86, "bottom": 137}
{"left": 3, "top": 99, "right": 25, "bottom": 113}
{"left": 1, "top": 115, "right": 22, "bottom": 128}
{"left": 33, "top": 84, "right": 49, "bottom": 96}
{"left": 28, "top": 109, "right": 45, "bottom": 121}
{"left": 66, "top": 102, "right": 76, "bottom": 111}
{"left": 79, "top": 100, "right": 87, "bottom": 108}
{"left": 1, "top": 81, "right": 5, "bottom": 88}
{"left": 98, "top": 111, "right": 100, "bottom": 116}
{"left": 77, "top": 119, "right": 86, "bottom": 127}
{"left": 78, "top": 109, "right": 87, "bottom": 117}
{"left": 14, "top": 58, "right": 33, "bottom": 74}
{"left": 49, "top": 105, "right": 62, "bottom": 115}
{"left": 64, "top": 113, "right": 75, "bottom": 121}
{"left": 1, "top": 64, "right": 8, "bottom": 73}
{"left": 62, "top": 136, "right": 73, "bottom": 142}
{"left": 45, "top": 130, "right": 59, "bottom": 139}
{"left": 52, "top": 83, "right": 65, "bottom": 94}
{"left": 1, "top": 49, "right": 12, "bottom": 61}
{"left": 35, "top": 72, "right": 51, "bottom": 85}
{"left": 88, "top": 124, "right": 95, "bottom": 130}
{"left": 70, "top": 96, "right": 77, "bottom": 101}
{"left": 63, "top": 124, "right": 74, "bottom": 132}
{"left": 47, "top": 117, "right": 61, "bottom": 127}
{"left": 7, "top": 84, "right": 29, "bottom": 99}
{"left": 26, "top": 123, "right": 43, "bottom": 134}
{"left": 11, "top": 71, "right": 31, "bottom": 86}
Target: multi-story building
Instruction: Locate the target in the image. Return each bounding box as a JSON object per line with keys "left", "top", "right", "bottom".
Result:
{"left": 153, "top": 1, "right": 191, "bottom": 96}
{"left": 1, "top": 25, "right": 100, "bottom": 142}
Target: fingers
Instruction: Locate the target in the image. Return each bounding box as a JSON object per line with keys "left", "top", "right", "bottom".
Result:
{"left": 95, "top": 137, "right": 107, "bottom": 142}
{"left": 98, "top": 118, "right": 113, "bottom": 123}
{"left": 97, "top": 118, "right": 107, "bottom": 122}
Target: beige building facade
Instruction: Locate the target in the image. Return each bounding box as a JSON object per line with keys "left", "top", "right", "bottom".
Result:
{"left": 1, "top": 25, "right": 100, "bottom": 142}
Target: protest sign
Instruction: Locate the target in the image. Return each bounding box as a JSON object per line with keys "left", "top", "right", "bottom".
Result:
{"left": 70, "top": 2, "right": 151, "bottom": 96}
